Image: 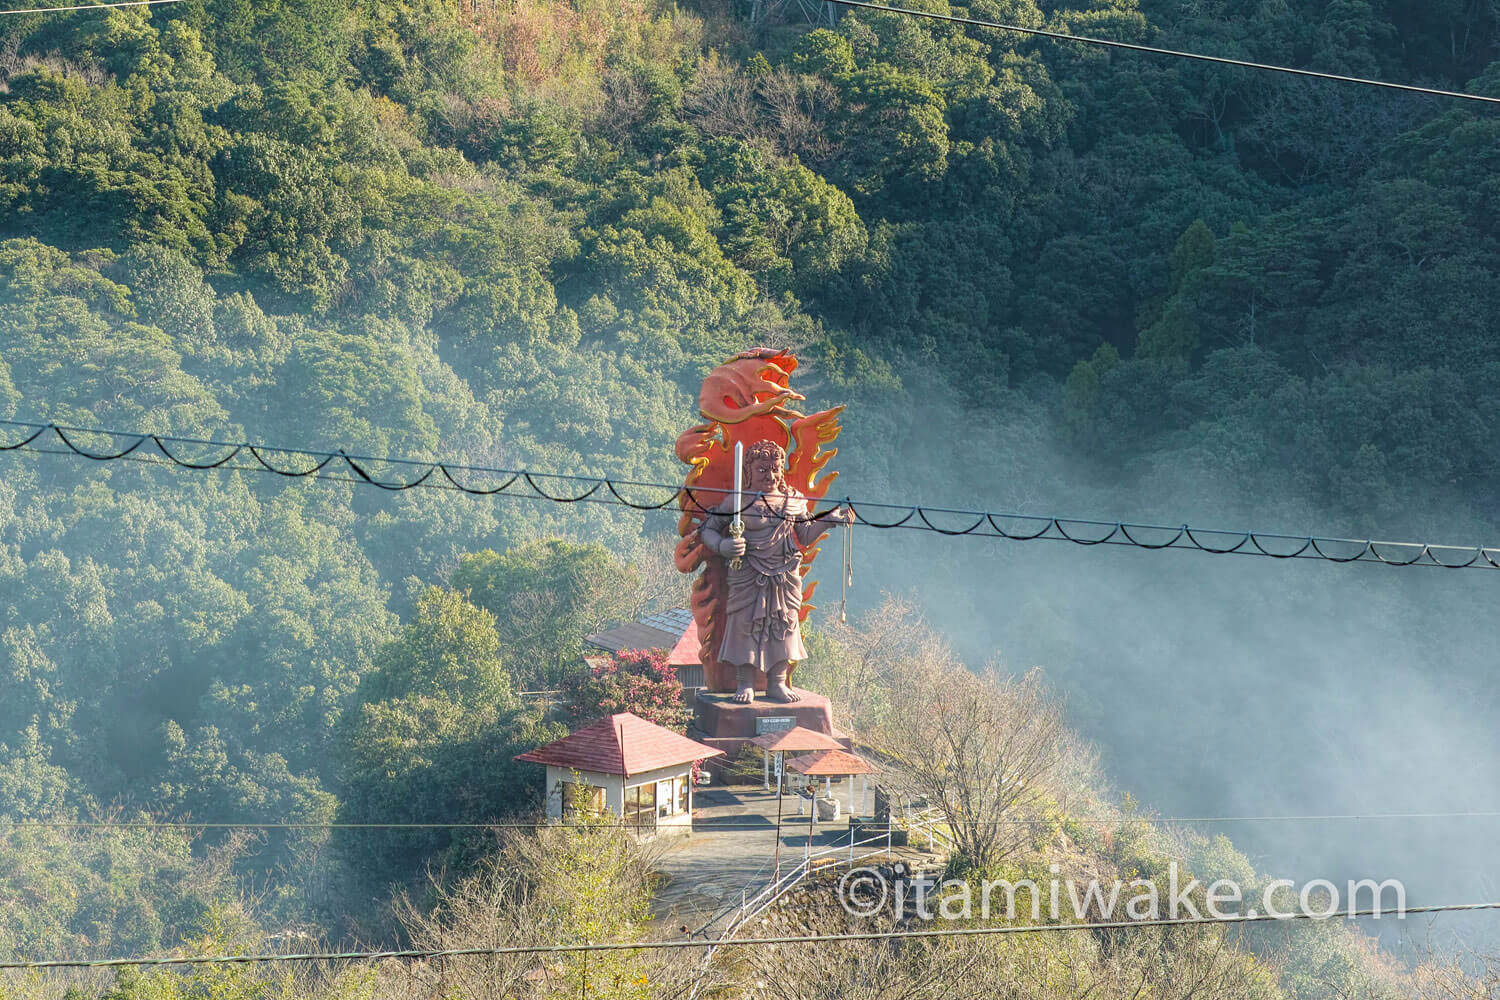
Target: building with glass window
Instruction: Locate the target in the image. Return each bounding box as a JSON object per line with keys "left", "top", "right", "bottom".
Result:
{"left": 515, "top": 712, "right": 723, "bottom": 835}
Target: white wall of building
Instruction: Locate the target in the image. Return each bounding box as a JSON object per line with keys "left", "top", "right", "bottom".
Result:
{"left": 543, "top": 766, "right": 624, "bottom": 820}
{"left": 542, "top": 763, "right": 697, "bottom": 835}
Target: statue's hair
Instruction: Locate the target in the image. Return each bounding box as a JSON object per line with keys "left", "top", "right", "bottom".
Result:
{"left": 743, "top": 439, "right": 788, "bottom": 493}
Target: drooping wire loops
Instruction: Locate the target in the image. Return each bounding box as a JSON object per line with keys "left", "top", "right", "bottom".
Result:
{"left": 1307, "top": 537, "right": 1372, "bottom": 563}
{"left": 522, "top": 472, "right": 604, "bottom": 503}
{"left": 1183, "top": 528, "right": 1253, "bottom": 555}
{"left": 1117, "top": 523, "right": 1186, "bottom": 550}
{"left": 915, "top": 508, "right": 988, "bottom": 536}
{"left": 604, "top": 480, "right": 682, "bottom": 511}
{"left": 1052, "top": 520, "right": 1121, "bottom": 546}
{"left": 151, "top": 437, "right": 243, "bottom": 470}
{"left": 845, "top": 501, "right": 916, "bottom": 529}
{"left": 677, "top": 485, "right": 768, "bottom": 518}
{"left": 6, "top": 418, "right": 1500, "bottom": 572}
{"left": 438, "top": 465, "right": 519, "bottom": 495}
{"left": 986, "top": 514, "right": 1053, "bottom": 541}
{"left": 340, "top": 454, "right": 437, "bottom": 491}
{"left": 679, "top": 486, "right": 716, "bottom": 517}
{"left": 52, "top": 427, "right": 148, "bottom": 461}
{"left": 1366, "top": 542, "right": 1429, "bottom": 567}
{"left": 1249, "top": 534, "right": 1316, "bottom": 559}
{"left": 247, "top": 446, "right": 337, "bottom": 478}
{"left": 0, "top": 424, "right": 50, "bottom": 451}
{"left": 1428, "top": 546, "right": 1486, "bottom": 569}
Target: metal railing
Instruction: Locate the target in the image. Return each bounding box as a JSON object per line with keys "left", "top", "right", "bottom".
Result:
{"left": 901, "top": 806, "right": 956, "bottom": 854}
{"left": 677, "top": 822, "right": 917, "bottom": 999}
{"left": 718, "top": 828, "right": 894, "bottom": 938}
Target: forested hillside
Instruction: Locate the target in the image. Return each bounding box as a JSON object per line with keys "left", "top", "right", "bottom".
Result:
{"left": 3, "top": 0, "right": 1500, "bottom": 973}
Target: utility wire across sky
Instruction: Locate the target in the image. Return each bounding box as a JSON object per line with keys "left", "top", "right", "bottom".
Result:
{"left": 7, "top": 810, "right": 1500, "bottom": 830}
{"left": 4, "top": 0, "right": 1497, "bottom": 110}
{"left": 0, "top": 0, "right": 187, "bottom": 14}
{"left": 4, "top": 901, "right": 1500, "bottom": 969}
{"left": 5, "top": 417, "right": 1499, "bottom": 570}
{"left": 829, "top": 0, "right": 1500, "bottom": 106}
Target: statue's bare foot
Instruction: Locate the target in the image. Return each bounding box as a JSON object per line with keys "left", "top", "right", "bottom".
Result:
{"left": 767, "top": 680, "right": 801, "bottom": 703}
{"left": 732, "top": 665, "right": 756, "bottom": 704}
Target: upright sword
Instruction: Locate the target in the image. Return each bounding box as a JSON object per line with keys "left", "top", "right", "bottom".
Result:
{"left": 728, "top": 440, "right": 745, "bottom": 570}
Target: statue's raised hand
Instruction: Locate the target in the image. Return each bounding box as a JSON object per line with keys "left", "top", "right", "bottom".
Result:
{"left": 719, "top": 536, "right": 747, "bottom": 558}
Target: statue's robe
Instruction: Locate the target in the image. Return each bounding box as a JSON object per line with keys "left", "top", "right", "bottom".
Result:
{"left": 703, "top": 490, "right": 812, "bottom": 672}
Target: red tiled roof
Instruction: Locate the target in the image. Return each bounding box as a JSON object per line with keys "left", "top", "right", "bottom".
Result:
{"left": 788, "top": 749, "right": 880, "bottom": 777}
{"left": 666, "top": 620, "right": 701, "bottom": 667}
{"left": 583, "top": 621, "right": 679, "bottom": 654}
{"left": 749, "top": 726, "right": 843, "bottom": 752}
{"left": 515, "top": 712, "right": 723, "bottom": 777}
{"left": 584, "top": 608, "right": 695, "bottom": 655}
{"left": 641, "top": 608, "right": 695, "bottom": 634}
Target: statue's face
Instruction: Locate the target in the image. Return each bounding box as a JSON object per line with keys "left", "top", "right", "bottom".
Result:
{"left": 747, "top": 454, "right": 783, "bottom": 494}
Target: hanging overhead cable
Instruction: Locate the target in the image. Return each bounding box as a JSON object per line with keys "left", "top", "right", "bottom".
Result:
{"left": 3, "top": 899, "right": 1500, "bottom": 969}
{"left": 8, "top": 808, "right": 1500, "bottom": 829}
{"left": 827, "top": 0, "right": 1500, "bottom": 107}
{"left": 5, "top": 417, "right": 1498, "bottom": 570}
{"left": 0, "top": 0, "right": 188, "bottom": 15}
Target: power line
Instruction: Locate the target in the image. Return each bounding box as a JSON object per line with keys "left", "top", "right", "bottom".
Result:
{"left": 3, "top": 901, "right": 1497, "bottom": 969}
{"left": 5, "top": 418, "right": 1500, "bottom": 570}
{"left": 0, "top": 0, "right": 188, "bottom": 14}
{"left": 10, "top": 810, "right": 1500, "bottom": 830}
{"left": 828, "top": 0, "right": 1500, "bottom": 106}
{"left": 0, "top": 820, "right": 831, "bottom": 831}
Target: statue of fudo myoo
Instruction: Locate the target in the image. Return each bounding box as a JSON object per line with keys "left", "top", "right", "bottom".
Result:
{"left": 675, "top": 349, "right": 851, "bottom": 704}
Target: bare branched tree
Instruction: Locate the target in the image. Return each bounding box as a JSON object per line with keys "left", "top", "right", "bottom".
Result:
{"left": 394, "top": 824, "right": 713, "bottom": 999}
{"left": 614, "top": 530, "right": 691, "bottom": 620}
{"left": 985, "top": 926, "right": 1297, "bottom": 1000}
{"left": 597, "top": 65, "right": 653, "bottom": 145}
{"left": 757, "top": 68, "right": 841, "bottom": 164}
{"left": 1372, "top": 927, "right": 1500, "bottom": 1000}
{"left": 680, "top": 56, "right": 841, "bottom": 165}
{"left": 805, "top": 594, "right": 938, "bottom": 733}
{"left": 1240, "top": 76, "right": 1434, "bottom": 185}
{"left": 1413, "top": 953, "right": 1500, "bottom": 999}
{"left": 868, "top": 632, "right": 1065, "bottom": 870}
{"left": 492, "top": 542, "right": 669, "bottom": 688}
{"left": 684, "top": 56, "right": 759, "bottom": 142}
{"left": 393, "top": 858, "right": 547, "bottom": 1000}
{"left": 741, "top": 936, "right": 992, "bottom": 1000}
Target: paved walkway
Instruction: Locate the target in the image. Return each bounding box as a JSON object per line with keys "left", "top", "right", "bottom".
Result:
{"left": 649, "top": 783, "right": 885, "bottom": 931}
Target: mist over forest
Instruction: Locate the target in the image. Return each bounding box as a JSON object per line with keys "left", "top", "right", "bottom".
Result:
{"left": 3, "top": 0, "right": 1500, "bottom": 986}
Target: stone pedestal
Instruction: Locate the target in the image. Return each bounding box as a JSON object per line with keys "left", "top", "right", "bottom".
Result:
{"left": 688, "top": 689, "right": 851, "bottom": 774}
